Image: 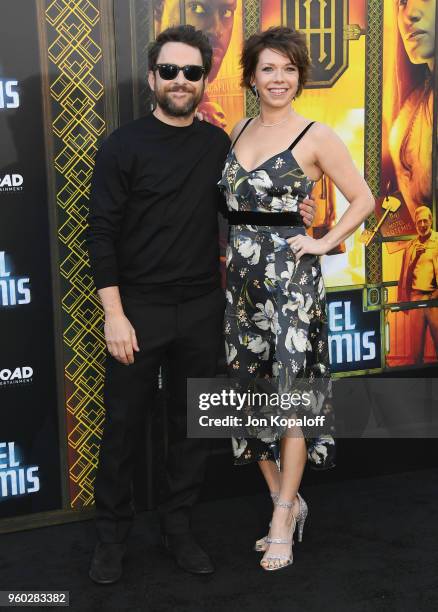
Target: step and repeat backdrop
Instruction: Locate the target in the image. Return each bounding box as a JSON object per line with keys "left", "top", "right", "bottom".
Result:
{"left": 0, "top": 0, "right": 437, "bottom": 528}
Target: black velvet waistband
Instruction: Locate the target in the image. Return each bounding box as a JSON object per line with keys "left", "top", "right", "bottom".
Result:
{"left": 227, "top": 211, "right": 304, "bottom": 227}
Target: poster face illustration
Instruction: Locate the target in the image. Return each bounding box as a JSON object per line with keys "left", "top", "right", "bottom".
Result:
{"left": 147, "top": 0, "right": 437, "bottom": 373}
{"left": 379, "top": 0, "right": 437, "bottom": 369}
{"left": 153, "top": 0, "right": 245, "bottom": 131}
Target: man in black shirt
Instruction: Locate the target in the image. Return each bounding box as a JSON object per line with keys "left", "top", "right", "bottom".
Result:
{"left": 87, "top": 25, "right": 316, "bottom": 584}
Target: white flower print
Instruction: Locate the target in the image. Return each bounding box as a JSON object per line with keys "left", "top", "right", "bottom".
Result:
{"left": 290, "top": 359, "right": 299, "bottom": 373}
{"left": 237, "top": 309, "right": 247, "bottom": 323}
{"left": 232, "top": 437, "right": 248, "bottom": 458}
{"left": 226, "top": 192, "right": 239, "bottom": 211}
{"left": 273, "top": 157, "right": 285, "bottom": 169}
{"left": 317, "top": 275, "right": 325, "bottom": 300}
{"left": 272, "top": 234, "right": 289, "bottom": 252}
{"left": 265, "top": 262, "right": 276, "bottom": 284}
{"left": 247, "top": 170, "right": 273, "bottom": 195}
{"left": 307, "top": 390, "right": 326, "bottom": 415}
{"left": 280, "top": 261, "right": 297, "bottom": 292}
{"left": 253, "top": 299, "right": 279, "bottom": 333}
{"left": 282, "top": 288, "right": 313, "bottom": 324}
{"left": 282, "top": 192, "right": 299, "bottom": 212}
{"left": 246, "top": 335, "right": 270, "bottom": 360}
{"left": 285, "top": 326, "right": 311, "bottom": 353}
{"left": 218, "top": 159, "right": 230, "bottom": 183}
{"left": 299, "top": 295, "right": 314, "bottom": 323}
{"left": 281, "top": 290, "right": 303, "bottom": 315}
{"left": 225, "top": 341, "right": 237, "bottom": 364}
{"left": 309, "top": 441, "right": 328, "bottom": 465}
{"left": 226, "top": 245, "right": 233, "bottom": 268}
{"left": 237, "top": 236, "right": 261, "bottom": 265}
{"left": 269, "top": 197, "right": 285, "bottom": 212}
{"left": 219, "top": 143, "right": 335, "bottom": 471}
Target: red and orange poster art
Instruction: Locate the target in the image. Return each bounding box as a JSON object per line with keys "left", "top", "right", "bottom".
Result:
{"left": 380, "top": 0, "right": 437, "bottom": 368}
{"left": 154, "top": 0, "right": 245, "bottom": 131}
{"left": 151, "top": 0, "right": 437, "bottom": 369}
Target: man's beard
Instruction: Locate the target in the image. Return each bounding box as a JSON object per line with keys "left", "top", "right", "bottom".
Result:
{"left": 155, "top": 84, "right": 204, "bottom": 118}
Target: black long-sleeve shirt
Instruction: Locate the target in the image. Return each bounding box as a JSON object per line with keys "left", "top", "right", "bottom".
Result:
{"left": 87, "top": 113, "right": 230, "bottom": 302}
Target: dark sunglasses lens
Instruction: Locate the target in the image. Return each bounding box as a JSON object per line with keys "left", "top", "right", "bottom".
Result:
{"left": 158, "top": 65, "right": 178, "bottom": 80}
{"left": 183, "top": 66, "right": 204, "bottom": 81}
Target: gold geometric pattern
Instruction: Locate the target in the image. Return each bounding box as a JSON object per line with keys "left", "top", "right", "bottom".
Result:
{"left": 364, "top": 0, "right": 383, "bottom": 285}
{"left": 132, "top": 0, "right": 154, "bottom": 117}
{"left": 243, "top": 0, "right": 260, "bottom": 118}
{"left": 45, "top": 0, "right": 106, "bottom": 508}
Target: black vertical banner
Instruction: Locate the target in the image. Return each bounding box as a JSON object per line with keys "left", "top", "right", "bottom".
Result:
{"left": 0, "top": 0, "right": 62, "bottom": 518}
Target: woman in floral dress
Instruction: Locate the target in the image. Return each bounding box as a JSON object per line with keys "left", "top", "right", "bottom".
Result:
{"left": 218, "top": 27, "right": 375, "bottom": 571}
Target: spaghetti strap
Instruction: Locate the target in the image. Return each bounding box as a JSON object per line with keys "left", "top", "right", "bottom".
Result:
{"left": 231, "top": 118, "right": 253, "bottom": 149}
{"left": 288, "top": 121, "right": 316, "bottom": 151}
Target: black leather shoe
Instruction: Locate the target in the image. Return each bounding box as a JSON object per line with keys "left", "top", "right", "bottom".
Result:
{"left": 89, "top": 541, "right": 126, "bottom": 584}
{"left": 163, "top": 532, "right": 215, "bottom": 575}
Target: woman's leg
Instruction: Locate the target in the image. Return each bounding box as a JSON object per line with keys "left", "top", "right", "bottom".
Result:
{"left": 257, "top": 459, "right": 280, "bottom": 495}
{"left": 254, "top": 459, "right": 281, "bottom": 550}
{"left": 278, "top": 431, "right": 307, "bottom": 501}
{"left": 260, "top": 430, "right": 307, "bottom": 569}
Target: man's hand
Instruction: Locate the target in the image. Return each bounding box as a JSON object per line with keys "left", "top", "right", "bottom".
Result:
{"left": 299, "top": 196, "right": 317, "bottom": 228}
{"left": 104, "top": 312, "right": 140, "bottom": 365}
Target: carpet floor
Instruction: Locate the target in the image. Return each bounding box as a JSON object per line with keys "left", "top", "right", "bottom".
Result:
{"left": 1, "top": 469, "right": 437, "bottom": 612}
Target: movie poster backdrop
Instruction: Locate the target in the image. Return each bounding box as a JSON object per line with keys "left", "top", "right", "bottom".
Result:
{"left": 0, "top": 0, "right": 437, "bottom": 526}
{"left": 145, "top": 0, "right": 437, "bottom": 374}
{"left": 0, "top": 0, "right": 63, "bottom": 519}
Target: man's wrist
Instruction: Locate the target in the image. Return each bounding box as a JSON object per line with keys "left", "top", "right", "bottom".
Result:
{"left": 104, "top": 304, "right": 124, "bottom": 317}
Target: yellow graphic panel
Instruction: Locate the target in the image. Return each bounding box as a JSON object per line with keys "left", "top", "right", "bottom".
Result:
{"left": 45, "top": 0, "right": 106, "bottom": 508}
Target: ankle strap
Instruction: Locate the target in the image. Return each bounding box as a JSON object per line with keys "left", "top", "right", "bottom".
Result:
{"left": 276, "top": 499, "right": 293, "bottom": 508}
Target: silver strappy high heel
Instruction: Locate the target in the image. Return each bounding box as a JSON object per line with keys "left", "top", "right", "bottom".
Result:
{"left": 254, "top": 492, "right": 278, "bottom": 552}
{"left": 260, "top": 493, "right": 308, "bottom": 571}
{"left": 295, "top": 492, "right": 308, "bottom": 543}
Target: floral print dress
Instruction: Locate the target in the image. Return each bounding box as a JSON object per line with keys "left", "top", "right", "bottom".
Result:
{"left": 218, "top": 119, "right": 336, "bottom": 471}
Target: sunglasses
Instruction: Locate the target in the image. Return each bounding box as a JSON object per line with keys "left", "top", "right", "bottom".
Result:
{"left": 153, "top": 63, "right": 205, "bottom": 82}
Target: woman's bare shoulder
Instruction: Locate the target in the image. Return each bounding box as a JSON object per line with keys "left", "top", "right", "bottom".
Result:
{"left": 309, "top": 121, "right": 335, "bottom": 138}
{"left": 308, "top": 122, "right": 346, "bottom": 150}
{"left": 230, "top": 117, "right": 252, "bottom": 143}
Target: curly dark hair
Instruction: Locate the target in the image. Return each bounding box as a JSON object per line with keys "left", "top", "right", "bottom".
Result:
{"left": 148, "top": 25, "right": 213, "bottom": 77}
{"left": 241, "top": 26, "right": 311, "bottom": 97}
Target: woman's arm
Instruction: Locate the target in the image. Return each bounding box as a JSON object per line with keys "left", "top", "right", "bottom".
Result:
{"left": 288, "top": 123, "right": 375, "bottom": 258}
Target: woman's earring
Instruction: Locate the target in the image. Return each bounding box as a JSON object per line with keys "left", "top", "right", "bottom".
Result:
{"left": 251, "top": 84, "right": 259, "bottom": 100}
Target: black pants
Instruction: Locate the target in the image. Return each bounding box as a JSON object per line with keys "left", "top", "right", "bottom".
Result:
{"left": 94, "top": 287, "right": 225, "bottom": 542}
